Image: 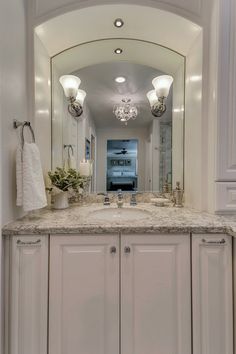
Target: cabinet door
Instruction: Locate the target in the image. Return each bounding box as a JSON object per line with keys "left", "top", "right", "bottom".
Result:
{"left": 49, "top": 234, "right": 119, "bottom": 354}
{"left": 9, "top": 235, "right": 48, "bottom": 354}
{"left": 192, "top": 234, "right": 233, "bottom": 354}
{"left": 121, "top": 234, "right": 191, "bottom": 354}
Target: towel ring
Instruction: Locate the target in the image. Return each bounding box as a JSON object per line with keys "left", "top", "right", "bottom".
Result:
{"left": 21, "top": 122, "right": 35, "bottom": 148}
{"left": 68, "top": 145, "right": 74, "bottom": 158}
{"left": 64, "top": 144, "right": 74, "bottom": 158}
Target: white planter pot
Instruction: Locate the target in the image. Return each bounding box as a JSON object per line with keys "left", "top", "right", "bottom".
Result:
{"left": 53, "top": 191, "right": 69, "bottom": 209}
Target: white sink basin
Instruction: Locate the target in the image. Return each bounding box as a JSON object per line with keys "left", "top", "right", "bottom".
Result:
{"left": 91, "top": 207, "right": 151, "bottom": 221}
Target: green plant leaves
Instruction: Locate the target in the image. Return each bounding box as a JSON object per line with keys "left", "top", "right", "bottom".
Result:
{"left": 48, "top": 168, "right": 86, "bottom": 192}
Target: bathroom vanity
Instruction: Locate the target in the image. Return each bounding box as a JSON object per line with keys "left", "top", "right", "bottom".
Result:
{"left": 3, "top": 204, "right": 236, "bottom": 354}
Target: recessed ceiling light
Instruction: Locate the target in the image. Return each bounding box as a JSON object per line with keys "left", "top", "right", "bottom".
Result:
{"left": 114, "top": 18, "right": 124, "bottom": 28}
{"left": 115, "top": 77, "right": 126, "bottom": 83}
{"left": 114, "top": 48, "right": 123, "bottom": 54}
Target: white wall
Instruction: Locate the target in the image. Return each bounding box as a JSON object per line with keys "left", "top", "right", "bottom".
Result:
{"left": 150, "top": 120, "right": 160, "bottom": 191}
{"left": 52, "top": 64, "right": 76, "bottom": 169}
{"left": 96, "top": 127, "right": 149, "bottom": 192}
{"left": 77, "top": 105, "right": 96, "bottom": 165}
{"left": 172, "top": 63, "right": 184, "bottom": 189}
{"left": 145, "top": 125, "right": 153, "bottom": 191}
{"left": 34, "top": 34, "right": 51, "bottom": 176}
{"left": 184, "top": 33, "right": 203, "bottom": 209}
{"left": 0, "top": 0, "right": 28, "bottom": 350}
{"left": 52, "top": 65, "right": 97, "bottom": 171}
{"left": 0, "top": 0, "right": 28, "bottom": 225}
{"left": 51, "top": 64, "right": 64, "bottom": 168}
{"left": 77, "top": 107, "right": 97, "bottom": 190}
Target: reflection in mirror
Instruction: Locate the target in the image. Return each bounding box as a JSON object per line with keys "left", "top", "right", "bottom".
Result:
{"left": 107, "top": 140, "right": 138, "bottom": 191}
{"left": 52, "top": 39, "right": 184, "bottom": 193}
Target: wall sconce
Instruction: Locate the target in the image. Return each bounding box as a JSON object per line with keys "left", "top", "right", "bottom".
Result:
{"left": 147, "top": 75, "right": 173, "bottom": 117}
{"left": 59, "top": 75, "right": 87, "bottom": 118}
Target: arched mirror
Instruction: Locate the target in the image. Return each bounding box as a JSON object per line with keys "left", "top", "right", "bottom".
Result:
{"left": 51, "top": 38, "right": 185, "bottom": 193}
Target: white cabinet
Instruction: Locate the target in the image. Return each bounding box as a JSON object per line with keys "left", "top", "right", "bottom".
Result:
{"left": 121, "top": 234, "right": 191, "bottom": 354}
{"left": 49, "top": 234, "right": 119, "bottom": 354}
{"left": 49, "top": 233, "right": 191, "bottom": 354}
{"left": 5, "top": 232, "right": 234, "bottom": 354}
{"left": 215, "top": 0, "right": 236, "bottom": 182}
{"left": 192, "top": 234, "right": 233, "bottom": 354}
{"left": 214, "top": 0, "right": 236, "bottom": 212}
{"left": 6, "top": 235, "right": 48, "bottom": 354}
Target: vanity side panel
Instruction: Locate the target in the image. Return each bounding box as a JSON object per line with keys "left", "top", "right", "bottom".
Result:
{"left": 234, "top": 239, "right": 236, "bottom": 354}
{"left": 192, "top": 234, "right": 233, "bottom": 354}
{"left": 9, "top": 235, "right": 48, "bottom": 354}
{"left": 4, "top": 236, "right": 10, "bottom": 354}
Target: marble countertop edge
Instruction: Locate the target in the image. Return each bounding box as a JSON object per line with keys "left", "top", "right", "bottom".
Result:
{"left": 1, "top": 223, "right": 231, "bottom": 237}
{"left": 2, "top": 203, "right": 236, "bottom": 237}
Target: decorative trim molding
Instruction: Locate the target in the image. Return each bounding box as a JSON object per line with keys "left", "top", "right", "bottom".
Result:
{"left": 216, "top": 0, "right": 236, "bottom": 180}
{"left": 215, "top": 182, "right": 236, "bottom": 213}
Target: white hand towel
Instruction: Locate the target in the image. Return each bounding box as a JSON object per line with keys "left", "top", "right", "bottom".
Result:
{"left": 16, "top": 147, "right": 23, "bottom": 206}
{"left": 16, "top": 142, "right": 47, "bottom": 211}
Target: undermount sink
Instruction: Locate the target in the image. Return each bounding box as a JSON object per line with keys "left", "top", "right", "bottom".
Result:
{"left": 90, "top": 207, "right": 151, "bottom": 221}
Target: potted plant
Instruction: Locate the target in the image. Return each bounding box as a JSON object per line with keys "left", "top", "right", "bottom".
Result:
{"left": 47, "top": 167, "right": 86, "bottom": 209}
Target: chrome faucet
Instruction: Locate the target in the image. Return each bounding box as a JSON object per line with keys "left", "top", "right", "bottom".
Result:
{"left": 130, "top": 192, "right": 137, "bottom": 206}
{"left": 117, "top": 189, "right": 122, "bottom": 199}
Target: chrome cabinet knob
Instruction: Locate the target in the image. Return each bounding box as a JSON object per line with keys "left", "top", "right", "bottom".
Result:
{"left": 124, "top": 246, "right": 131, "bottom": 254}
{"left": 110, "top": 246, "right": 117, "bottom": 254}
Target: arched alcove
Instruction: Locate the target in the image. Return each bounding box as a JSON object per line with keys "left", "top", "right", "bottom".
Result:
{"left": 34, "top": 3, "right": 204, "bottom": 209}
{"left": 35, "top": 4, "right": 201, "bottom": 57}
{"left": 34, "top": 0, "right": 203, "bottom": 29}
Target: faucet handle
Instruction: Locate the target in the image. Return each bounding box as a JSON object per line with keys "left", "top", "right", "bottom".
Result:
{"left": 130, "top": 192, "right": 137, "bottom": 205}
{"left": 104, "top": 194, "right": 110, "bottom": 205}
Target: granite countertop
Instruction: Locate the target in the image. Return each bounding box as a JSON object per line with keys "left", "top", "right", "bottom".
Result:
{"left": 2, "top": 203, "right": 236, "bottom": 236}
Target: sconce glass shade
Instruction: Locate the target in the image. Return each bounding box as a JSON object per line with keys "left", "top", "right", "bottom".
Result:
{"left": 76, "top": 89, "right": 87, "bottom": 106}
{"left": 146, "top": 90, "right": 158, "bottom": 107}
{"left": 59, "top": 75, "right": 81, "bottom": 99}
{"left": 152, "top": 75, "right": 173, "bottom": 98}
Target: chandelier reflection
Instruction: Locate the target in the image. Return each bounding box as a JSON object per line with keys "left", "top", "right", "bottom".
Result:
{"left": 113, "top": 98, "right": 138, "bottom": 125}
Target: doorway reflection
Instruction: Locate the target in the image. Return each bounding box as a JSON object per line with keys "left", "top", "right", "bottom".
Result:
{"left": 106, "top": 139, "right": 138, "bottom": 191}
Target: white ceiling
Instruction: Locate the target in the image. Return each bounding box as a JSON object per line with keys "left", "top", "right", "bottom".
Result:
{"left": 52, "top": 38, "right": 184, "bottom": 77}
{"left": 35, "top": 4, "right": 201, "bottom": 57}
{"left": 72, "top": 61, "right": 174, "bottom": 129}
